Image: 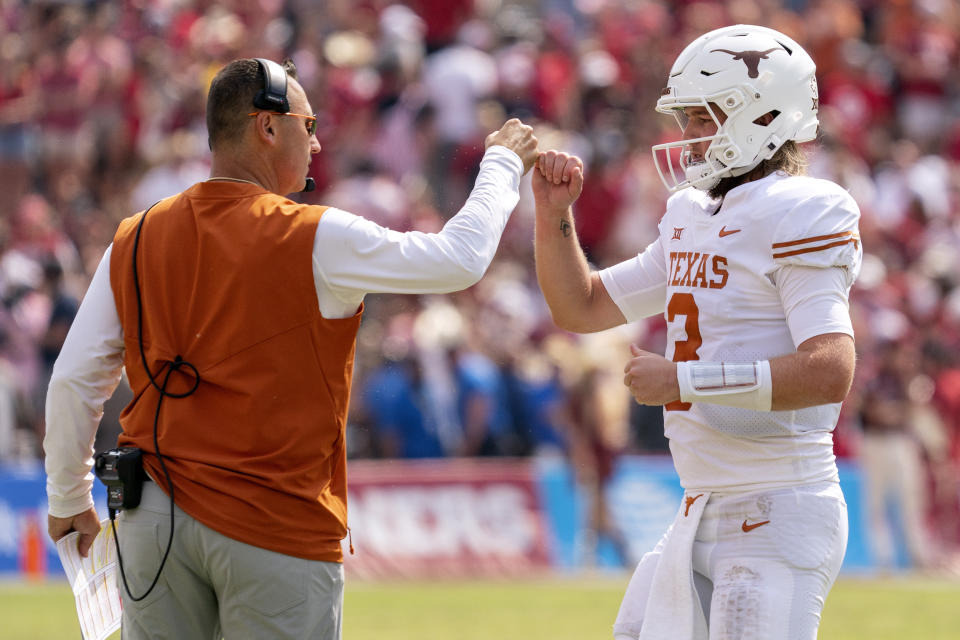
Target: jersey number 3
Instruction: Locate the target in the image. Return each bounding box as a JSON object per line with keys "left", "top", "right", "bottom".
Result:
{"left": 666, "top": 292, "right": 701, "bottom": 411}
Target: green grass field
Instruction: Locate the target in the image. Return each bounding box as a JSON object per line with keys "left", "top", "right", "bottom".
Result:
{"left": 3, "top": 574, "right": 959, "bottom": 639}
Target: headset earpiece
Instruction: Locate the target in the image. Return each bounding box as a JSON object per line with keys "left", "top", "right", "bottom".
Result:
{"left": 251, "top": 57, "right": 314, "bottom": 193}
{"left": 252, "top": 58, "right": 290, "bottom": 113}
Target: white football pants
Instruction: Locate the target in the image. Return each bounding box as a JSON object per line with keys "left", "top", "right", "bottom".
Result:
{"left": 614, "top": 481, "right": 847, "bottom": 640}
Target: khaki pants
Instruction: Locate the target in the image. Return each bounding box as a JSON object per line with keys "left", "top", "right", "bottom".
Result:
{"left": 118, "top": 480, "right": 343, "bottom": 640}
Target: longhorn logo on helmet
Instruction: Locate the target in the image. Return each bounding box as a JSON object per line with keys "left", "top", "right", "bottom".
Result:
{"left": 710, "top": 47, "right": 783, "bottom": 78}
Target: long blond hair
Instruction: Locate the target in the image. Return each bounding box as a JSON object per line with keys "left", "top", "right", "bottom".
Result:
{"left": 709, "top": 140, "right": 808, "bottom": 200}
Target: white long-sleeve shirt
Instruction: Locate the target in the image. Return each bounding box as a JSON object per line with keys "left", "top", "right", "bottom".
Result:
{"left": 45, "top": 145, "right": 524, "bottom": 518}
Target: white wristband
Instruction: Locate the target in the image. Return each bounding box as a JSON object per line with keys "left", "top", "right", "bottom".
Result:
{"left": 676, "top": 360, "right": 773, "bottom": 411}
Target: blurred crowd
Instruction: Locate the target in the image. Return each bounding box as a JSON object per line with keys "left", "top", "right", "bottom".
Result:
{"left": 1, "top": 0, "right": 959, "bottom": 568}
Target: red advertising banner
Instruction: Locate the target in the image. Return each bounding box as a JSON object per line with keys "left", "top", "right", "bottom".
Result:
{"left": 343, "top": 459, "right": 552, "bottom": 579}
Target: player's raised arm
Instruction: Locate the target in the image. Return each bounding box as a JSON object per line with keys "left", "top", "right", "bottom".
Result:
{"left": 532, "top": 150, "right": 625, "bottom": 333}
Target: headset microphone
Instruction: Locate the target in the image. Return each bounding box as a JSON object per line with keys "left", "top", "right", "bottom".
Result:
{"left": 303, "top": 177, "right": 316, "bottom": 192}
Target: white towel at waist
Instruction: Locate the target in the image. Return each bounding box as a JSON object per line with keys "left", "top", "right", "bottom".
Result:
{"left": 638, "top": 490, "right": 711, "bottom": 640}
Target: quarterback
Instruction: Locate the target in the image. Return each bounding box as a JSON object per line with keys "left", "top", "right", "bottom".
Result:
{"left": 533, "top": 25, "right": 861, "bottom": 639}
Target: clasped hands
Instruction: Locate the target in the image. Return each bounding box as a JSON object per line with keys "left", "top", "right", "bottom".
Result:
{"left": 485, "top": 119, "right": 584, "bottom": 211}
{"left": 488, "top": 121, "right": 677, "bottom": 407}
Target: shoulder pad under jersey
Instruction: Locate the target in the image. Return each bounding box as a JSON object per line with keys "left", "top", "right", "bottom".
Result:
{"left": 770, "top": 178, "right": 862, "bottom": 286}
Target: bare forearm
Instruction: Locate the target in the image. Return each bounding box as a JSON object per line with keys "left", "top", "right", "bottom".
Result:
{"left": 534, "top": 205, "right": 595, "bottom": 330}
{"left": 769, "top": 334, "right": 855, "bottom": 410}
{"left": 532, "top": 150, "right": 624, "bottom": 332}
{"left": 626, "top": 334, "right": 856, "bottom": 411}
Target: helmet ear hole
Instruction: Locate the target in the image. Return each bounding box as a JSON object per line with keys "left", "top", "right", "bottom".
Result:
{"left": 752, "top": 110, "right": 780, "bottom": 126}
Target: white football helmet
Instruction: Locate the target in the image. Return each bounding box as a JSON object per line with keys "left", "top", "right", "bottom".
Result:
{"left": 652, "top": 24, "right": 819, "bottom": 193}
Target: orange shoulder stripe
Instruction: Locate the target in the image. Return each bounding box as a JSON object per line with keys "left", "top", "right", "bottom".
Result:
{"left": 771, "top": 230, "right": 856, "bottom": 249}
{"left": 773, "top": 237, "right": 859, "bottom": 259}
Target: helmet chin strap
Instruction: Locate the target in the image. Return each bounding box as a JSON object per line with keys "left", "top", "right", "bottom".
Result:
{"left": 690, "top": 139, "right": 780, "bottom": 191}
{"left": 686, "top": 166, "right": 722, "bottom": 191}
{"left": 665, "top": 132, "right": 784, "bottom": 192}
{"left": 685, "top": 155, "right": 726, "bottom": 191}
{"left": 727, "top": 133, "right": 783, "bottom": 177}
{"left": 726, "top": 158, "right": 763, "bottom": 178}
{"left": 689, "top": 156, "right": 764, "bottom": 192}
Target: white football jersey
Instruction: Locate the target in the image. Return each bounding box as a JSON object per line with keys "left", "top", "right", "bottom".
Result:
{"left": 600, "top": 172, "right": 862, "bottom": 492}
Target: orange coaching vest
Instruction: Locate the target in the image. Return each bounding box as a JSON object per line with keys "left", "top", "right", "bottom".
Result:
{"left": 110, "top": 181, "right": 362, "bottom": 562}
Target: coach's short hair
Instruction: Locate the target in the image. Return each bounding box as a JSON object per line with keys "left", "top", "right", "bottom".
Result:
{"left": 206, "top": 58, "right": 299, "bottom": 150}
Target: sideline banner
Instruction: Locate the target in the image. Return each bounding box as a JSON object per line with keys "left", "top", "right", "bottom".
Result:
{"left": 344, "top": 459, "right": 552, "bottom": 578}
{"left": 0, "top": 456, "right": 872, "bottom": 579}
{"left": 536, "top": 456, "right": 871, "bottom": 572}
{"left": 0, "top": 463, "right": 107, "bottom": 578}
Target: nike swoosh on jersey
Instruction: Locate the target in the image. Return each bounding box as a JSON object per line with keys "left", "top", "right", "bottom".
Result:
{"left": 719, "top": 226, "right": 741, "bottom": 237}
{"left": 741, "top": 519, "right": 771, "bottom": 532}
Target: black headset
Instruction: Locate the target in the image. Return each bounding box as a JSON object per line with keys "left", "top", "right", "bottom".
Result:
{"left": 253, "top": 58, "right": 290, "bottom": 113}
{"left": 252, "top": 57, "right": 315, "bottom": 192}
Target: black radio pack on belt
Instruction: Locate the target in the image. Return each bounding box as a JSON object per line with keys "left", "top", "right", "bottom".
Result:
{"left": 91, "top": 198, "right": 201, "bottom": 602}
{"left": 94, "top": 446, "right": 147, "bottom": 511}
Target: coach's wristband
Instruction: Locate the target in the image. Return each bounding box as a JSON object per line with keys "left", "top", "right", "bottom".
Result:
{"left": 676, "top": 360, "right": 773, "bottom": 411}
